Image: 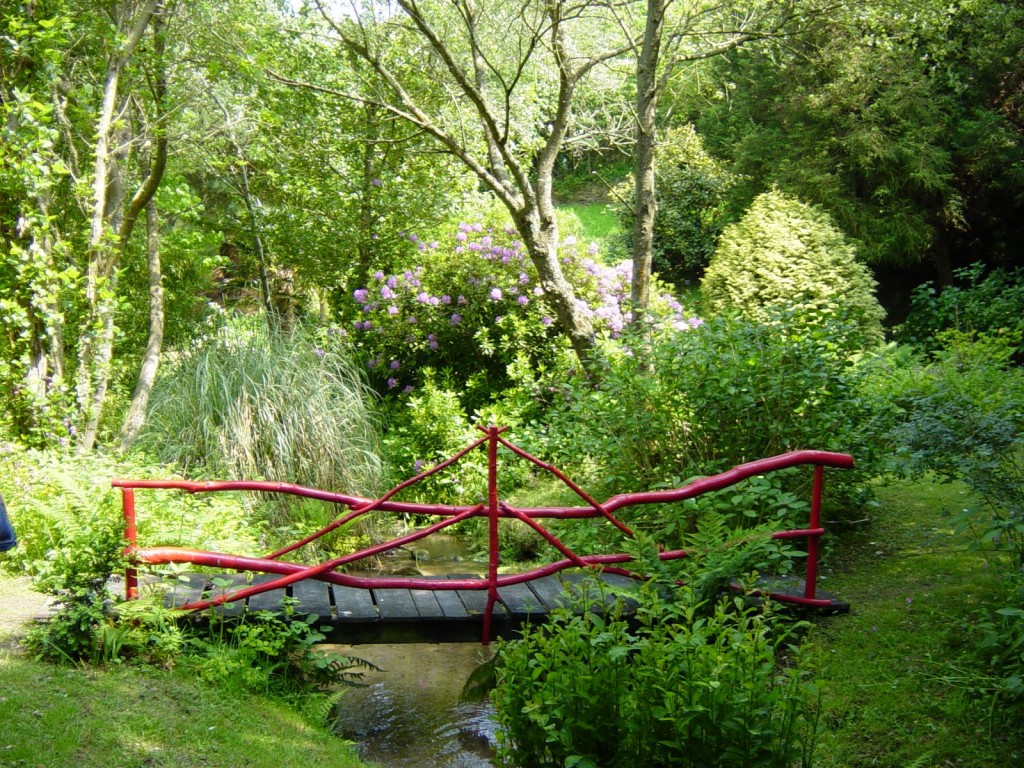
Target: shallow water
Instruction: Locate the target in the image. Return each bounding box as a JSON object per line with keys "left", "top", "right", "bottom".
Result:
{"left": 331, "top": 642, "right": 499, "bottom": 768}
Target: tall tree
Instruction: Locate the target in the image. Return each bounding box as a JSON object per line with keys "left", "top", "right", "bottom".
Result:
{"left": 688, "top": 0, "right": 1024, "bottom": 285}
{"left": 75, "top": 0, "right": 166, "bottom": 451}
{"left": 277, "top": 0, "right": 638, "bottom": 365}
{"left": 0, "top": 2, "right": 75, "bottom": 443}
{"left": 622, "top": 0, "right": 799, "bottom": 317}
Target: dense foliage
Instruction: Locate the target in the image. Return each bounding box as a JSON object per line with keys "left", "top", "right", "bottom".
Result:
{"left": 898, "top": 263, "right": 1024, "bottom": 353}
{"left": 534, "top": 308, "right": 877, "bottom": 509}
{"left": 613, "top": 126, "right": 734, "bottom": 283}
{"left": 494, "top": 582, "right": 819, "bottom": 768}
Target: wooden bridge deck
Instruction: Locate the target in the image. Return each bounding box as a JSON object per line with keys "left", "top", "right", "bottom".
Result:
{"left": 125, "top": 569, "right": 848, "bottom": 644}
{"left": 146, "top": 570, "right": 644, "bottom": 644}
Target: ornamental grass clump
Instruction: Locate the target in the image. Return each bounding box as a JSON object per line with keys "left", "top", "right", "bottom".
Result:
{"left": 136, "top": 323, "right": 383, "bottom": 497}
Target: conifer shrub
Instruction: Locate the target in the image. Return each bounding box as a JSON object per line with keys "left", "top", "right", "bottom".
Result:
{"left": 700, "top": 190, "right": 885, "bottom": 350}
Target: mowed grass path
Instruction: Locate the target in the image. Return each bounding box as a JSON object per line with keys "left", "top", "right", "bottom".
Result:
{"left": 813, "top": 479, "right": 1022, "bottom": 767}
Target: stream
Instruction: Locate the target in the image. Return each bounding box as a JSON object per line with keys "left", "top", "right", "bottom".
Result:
{"left": 331, "top": 641, "right": 499, "bottom": 767}
{"left": 331, "top": 532, "right": 501, "bottom": 767}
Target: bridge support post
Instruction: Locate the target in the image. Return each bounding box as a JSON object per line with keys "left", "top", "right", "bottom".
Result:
{"left": 482, "top": 424, "right": 503, "bottom": 645}
{"left": 804, "top": 465, "right": 823, "bottom": 601}
{"left": 122, "top": 488, "right": 139, "bottom": 600}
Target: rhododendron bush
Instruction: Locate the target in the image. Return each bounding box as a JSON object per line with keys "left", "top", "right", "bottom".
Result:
{"left": 327, "top": 223, "right": 693, "bottom": 409}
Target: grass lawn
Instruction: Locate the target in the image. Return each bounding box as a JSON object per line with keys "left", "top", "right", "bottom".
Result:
{"left": 812, "top": 478, "right": 1022, "bottom": 767}
{"left": 561, "top": 202, "right": 623, "bottom": 257}
{"left": 0, "top": 576, "right": 370, "bottom": 768}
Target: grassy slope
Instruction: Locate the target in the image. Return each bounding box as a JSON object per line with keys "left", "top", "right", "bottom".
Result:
{"left": 0, "top": 580, "right": 368, "bottom": 768}
{"left": 813, "top": 479, "right": 1022, "bottom": 767}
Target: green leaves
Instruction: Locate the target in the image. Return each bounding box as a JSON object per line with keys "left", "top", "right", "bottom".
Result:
{"left": 493, "top": 583, "right": 820, "bottom": 768}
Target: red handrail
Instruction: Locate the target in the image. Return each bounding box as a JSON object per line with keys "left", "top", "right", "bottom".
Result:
{"left": 116, "top": 426, "right": 854, "bottom": 643}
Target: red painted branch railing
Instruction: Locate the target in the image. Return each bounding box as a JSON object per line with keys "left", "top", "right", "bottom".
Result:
{"left": 115, "top": 426, "right": 854, "bottom": 643}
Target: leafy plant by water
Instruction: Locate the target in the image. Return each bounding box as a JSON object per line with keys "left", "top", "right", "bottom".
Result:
{"left": 492, "top": 580, "right": 819, "bottom": 768}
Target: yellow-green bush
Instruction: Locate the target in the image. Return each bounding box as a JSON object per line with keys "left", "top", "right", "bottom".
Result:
{"left": 701, "top": 190, "right": 885, "bottom": 350}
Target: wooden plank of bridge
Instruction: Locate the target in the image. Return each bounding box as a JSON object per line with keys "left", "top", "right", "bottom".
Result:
{"left": 498, "top": 581, "right": 547, "bottom": 620}
{"left": 291, "top": 578, "right": 333, "bottom": 621}
{"left": 410, "top": 588, "right": 444, "bottom": 618}
{"left": 247, "top": 573, "right": 288, "bottom": 614}
{"left": 329, "top": 584, "right": 378, "bottom": 621}
{"left": 374, "top": 588, "right": 420, "bottom": 620}
{"left": 517, "top": 574, "right": 572, "bottom": 612}
{"left": 433, "top": 586, "right": 472, "bottom": 619}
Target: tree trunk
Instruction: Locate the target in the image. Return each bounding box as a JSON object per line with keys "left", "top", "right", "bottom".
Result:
{"left": 76, "top": 0, "right": 160, "bottom": 452}
{"left": 630, "top": 0, "right": 665, "bottom": 322}
{"left": 512, "top": 205, "right": 596, "bottom": 366}
{"left": 119, "top": 199, "right": 163, "bottom": 447}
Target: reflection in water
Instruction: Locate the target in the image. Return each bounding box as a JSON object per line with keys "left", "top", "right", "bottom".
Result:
{"left": 331, "top": 642, "right": 499, "bottom": 768}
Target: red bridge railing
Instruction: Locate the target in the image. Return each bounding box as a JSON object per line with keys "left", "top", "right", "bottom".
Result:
{"left": 114, "top": 425, "right": 854, "bottom": 643}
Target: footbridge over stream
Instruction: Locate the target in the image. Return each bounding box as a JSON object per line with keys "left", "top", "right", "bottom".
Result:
{"left": 115, "top": 426, "right": 854, "bottom": 644}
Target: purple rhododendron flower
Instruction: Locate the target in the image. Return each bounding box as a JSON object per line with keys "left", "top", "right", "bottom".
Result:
{"left": 387, "top": 377, "right": 398, "bottom": 388}
{"left": 388, "top": 305, "right": 399, "bottom": 315}
{"left": 370, "top": 178, "right": 382, "bottom": 187}
{"left": 373, "top": 270, "right": 385, "bottom": 280}
{"left": 489, "top": 288, "right": 502, "bottom": 300}
{"left": 517, "top": 295, "right": 529, "bottom": 305}
{"left": 541, "top": 316, "right": 552, "bottom": 326}
{"left": 390, "top": 360, "right": 400, "bottom": 370}
{"left": 353, "top": 288, "right": 369, "bottom": 302}
{"left": 404, "top": 385, "right": 414, "bottom": 394}
{"left": 450, "top": 313, "right": 462, "bottom": 325}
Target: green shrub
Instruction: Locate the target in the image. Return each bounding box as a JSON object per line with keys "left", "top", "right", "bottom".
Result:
{"left": 613, "top": 125, "right": 735, "bottom": 282}
{"left": 379, "top": 370, "right": 487, "bottom": 504}
{"left": 886, "top": 332, "right": 1024, "bottom": 562}
{"left": 336, "top": 223, "right": 689, "bottom": 414}
{"left": 533, "top": 309, "right": 877, "bottom": 516}
{"left": 701, "top": 190, "right": 885, "bottom": 350}
{"left": 135, "top": 320, "right": 383, "bottom": 499}
{"left": 0, "top": 444, "right": 267, "bottom": 663}
{"left": 898, "top": 262, "right": 1024, "bottom": 353}
{"left": 493, "top": 583, "right": 819, "bottom": 768}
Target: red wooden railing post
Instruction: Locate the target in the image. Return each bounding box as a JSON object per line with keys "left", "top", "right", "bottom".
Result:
{"left": 482, "top": 424, "right": 503, "bottom": 645}
{"left": 122, "top": 488, "right": 138, "bottom": 600}
{"left": 804, "top": 465, "right": 824, "bottom": 601}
